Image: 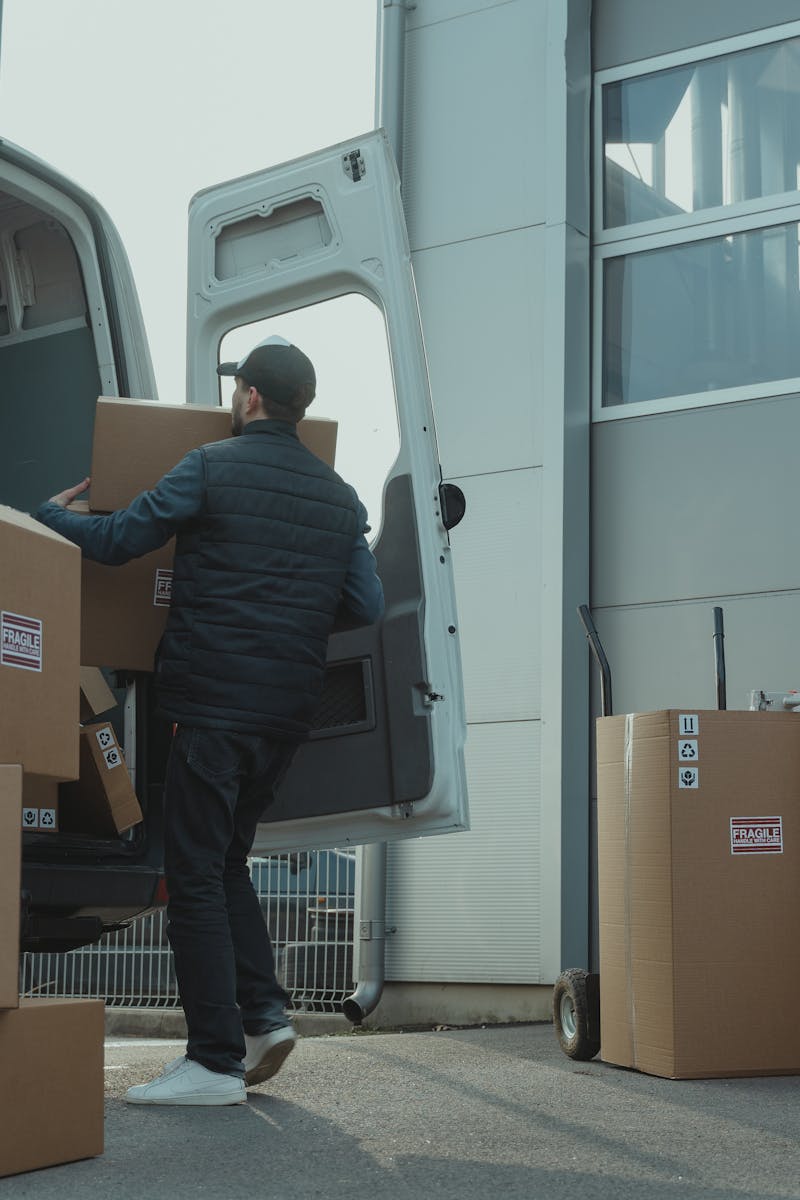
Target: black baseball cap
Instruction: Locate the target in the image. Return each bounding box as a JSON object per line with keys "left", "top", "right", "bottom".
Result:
{"left": 217, "top": 335, "right": 316, "bottom": 408}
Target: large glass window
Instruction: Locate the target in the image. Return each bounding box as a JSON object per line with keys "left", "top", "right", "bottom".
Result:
{"left": 603, "top": 221, "right": 800, "bottom": 407}
{"left": 595, "top": 25, "right": 800, "bottom": 416}
{"left": 603, "top": 37, "right": 800, "bottom": 229}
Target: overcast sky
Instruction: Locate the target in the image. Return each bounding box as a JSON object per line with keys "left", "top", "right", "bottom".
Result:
{"left": 0, "top": 0, "right": 398, "bottom": 518}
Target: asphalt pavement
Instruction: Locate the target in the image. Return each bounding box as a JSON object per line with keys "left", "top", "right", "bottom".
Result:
{"left": 2, "top": 1023, "right": 800, "bottom": 1199}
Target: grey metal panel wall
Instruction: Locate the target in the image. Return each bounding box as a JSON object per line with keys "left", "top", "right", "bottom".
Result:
{"left": 592, "top": 593, "right": 800, "bottom": 716}
{"left": 593, "top": 0, "right": 800, "bottom": 70}
{"left": 593, "top": 396, "right": 800, "bottom": 607}
{"left": 592, "top": 394, "right": 800, "bottom": 712}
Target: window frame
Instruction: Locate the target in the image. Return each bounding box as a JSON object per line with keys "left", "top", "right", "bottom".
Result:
{"left": 592, "top": 19, "right": 800, "bottom": 422}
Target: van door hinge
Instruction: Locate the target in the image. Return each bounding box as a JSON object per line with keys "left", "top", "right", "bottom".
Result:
{"left": 343, "top": 150, "right": 366, "bottom": 182}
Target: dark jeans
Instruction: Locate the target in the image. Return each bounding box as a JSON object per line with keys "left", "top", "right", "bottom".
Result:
{"left": 163, "top": 725, "right": 298, "bottom": 1076}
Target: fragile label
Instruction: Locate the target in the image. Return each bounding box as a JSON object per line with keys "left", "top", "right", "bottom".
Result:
{"left": 22, "top": 807, "right": 39, "bottom": 829}
{"left": 731, "top": 817, "right": 783, "bottom": 854}
{"left": 678, "top": 739, "right": 698, "bottom": 762}
{"left": 1, "top": 611, "right": 42, "bottom": 671}
{"left": 153, "top": 569, "right": 173, "bottom": 607}
{"left": 678, "top": 767, "right": 698, "bottom": 789}
{"left": 679, "top": 714, "right": 699, "bottom": 736}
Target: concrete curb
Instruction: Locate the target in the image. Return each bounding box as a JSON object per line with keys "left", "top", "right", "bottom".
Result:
{"left": 104, "top": 1007, "right": 352, "bottom": 1039}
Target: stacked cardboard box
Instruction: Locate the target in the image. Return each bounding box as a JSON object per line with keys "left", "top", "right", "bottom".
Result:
{"left": 22, "top": 774, "right": 60, "bottom": 834}
{"left": 0, "top": 513, "right": 104, "bottom": 1177}
{"left": 0, "top": 996, "right": 104, "bottom": 1178}
{"left": 0, "top": 507, "right": 81, "bottom": 779}
{"left": 60, "top": 720, "right": 142, "bottom": 837}
{"left": 597, "top": 709, "right": 800, "bottom": 1079}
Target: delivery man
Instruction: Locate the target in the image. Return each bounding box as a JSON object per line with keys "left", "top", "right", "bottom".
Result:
{"left": 36, "top": 336, "right": 384, "bottom": 1106}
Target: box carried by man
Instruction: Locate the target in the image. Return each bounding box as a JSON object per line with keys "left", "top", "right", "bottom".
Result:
{"left": 88, "top": 397, "right": 337, "bottom": 511}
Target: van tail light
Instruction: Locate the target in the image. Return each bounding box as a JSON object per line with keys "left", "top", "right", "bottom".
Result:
{"left": 154, "top": 878, "right": 170, "bottom": 908}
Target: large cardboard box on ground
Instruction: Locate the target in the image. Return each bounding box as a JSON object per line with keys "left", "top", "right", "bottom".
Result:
{"left": 89, "top": 396, "right": 338, "bottom": 511}
{"left": 597, "top": 709, "right": 800, "bottom": 1079}
{"left": 68, "top": 502, "right": 174, "bottom": 672}
{"left": 0, "top": 998, "right": 104, "bottom": 1177}
{"left": 59, "top": 722, "right": 142, "bottom": 838}
{"left": 0, "top": 766, "right": 22, "bottom": 1009}
{"left": 0, "top": 507, "right": 80, "bottom": 779}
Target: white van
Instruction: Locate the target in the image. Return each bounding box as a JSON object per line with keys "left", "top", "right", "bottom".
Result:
{"left": 3, "top": 130, "right": 468, "bottom": 953}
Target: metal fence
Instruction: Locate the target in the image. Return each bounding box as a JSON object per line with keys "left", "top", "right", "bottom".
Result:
{"left": 19, "top": 851, "right": 356, "bottom": 1014}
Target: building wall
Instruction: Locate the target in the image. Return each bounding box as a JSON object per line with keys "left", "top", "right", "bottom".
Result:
{"left": 592, "top": 6, "right": 800, "bottom": 721}
{"left": 593, "top": 0, "right": 800, "bottom": 70}
{"left": 382, "top": 0, "right": 592, "bottom": 992}
{"left": 378, "top": 1, "right": 800, "bottom": 1014}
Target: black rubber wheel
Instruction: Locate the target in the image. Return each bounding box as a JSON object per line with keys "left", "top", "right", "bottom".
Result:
{"left": 553, "top": 968, "right": 600, "bottom": 1061}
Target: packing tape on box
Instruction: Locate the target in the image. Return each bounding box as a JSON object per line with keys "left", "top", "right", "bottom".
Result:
{"left": 623, "top": 712, "right": 637, "bottom": 1070}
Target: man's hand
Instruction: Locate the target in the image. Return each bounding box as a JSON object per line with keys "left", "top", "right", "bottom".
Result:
{"left": 49, "top": 477, "right": 91, "bottom": 509}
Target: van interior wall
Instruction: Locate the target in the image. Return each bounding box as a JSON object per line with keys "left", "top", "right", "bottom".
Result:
{"left": 0, "top": 197, "right": 101, "bottom": 514}
{"left": 1, "top": 331, "right": 101, "bottom": 513}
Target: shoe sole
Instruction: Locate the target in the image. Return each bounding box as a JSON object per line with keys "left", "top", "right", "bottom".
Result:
{"left": 126, "top": 1091, "right": 247, "bottom": 1106}
{"left": 244, "top": 1035, "right": 296, "bottom": 1086}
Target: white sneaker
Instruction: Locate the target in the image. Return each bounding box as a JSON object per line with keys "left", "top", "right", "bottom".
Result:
{"left": 126, "top": 1055, "right": 246, "bottom": 1106}
{"left": 243, "top": 1025, "right": 297, "bottom": 1086}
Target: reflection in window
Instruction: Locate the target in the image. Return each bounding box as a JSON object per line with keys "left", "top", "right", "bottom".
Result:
{"left": 603, "top": 38, "right": 800, "bottom": 228}
{"left": 603, "top": 222, "right": 800, "bottom": 406}
{"left": 217, "top": 295, "right": 399, "bottom": 530}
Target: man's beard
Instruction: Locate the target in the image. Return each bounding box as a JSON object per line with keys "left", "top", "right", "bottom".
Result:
{"left": 231, "top": 406, "right": 244, "bottom": 437}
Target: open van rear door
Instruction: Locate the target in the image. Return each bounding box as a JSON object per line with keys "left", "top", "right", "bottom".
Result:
{"left": 186, "top": 130, "right": 468, "bottom": 852}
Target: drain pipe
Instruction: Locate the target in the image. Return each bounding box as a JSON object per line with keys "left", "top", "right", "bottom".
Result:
{"left": 376, "top": 0, "right": 411, "bottom": 178}
{"left": 342, "top": 841, "right": 388, "bottom": 1023}
{"left": 342, "top": 0, "right": 410, "bottom": 1026}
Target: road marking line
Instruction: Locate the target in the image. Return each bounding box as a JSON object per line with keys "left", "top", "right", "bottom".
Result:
{"left": 105, "top": 1040, "right": 186, "bottom": 1049}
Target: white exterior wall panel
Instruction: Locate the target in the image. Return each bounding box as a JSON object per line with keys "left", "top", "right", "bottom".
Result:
{"left": 386, "top": 720, "right": 542, "bottom": 983}
{"left": 380, "top": 0, "right": 590, "bottom": 990}
{"left": 448, "top": 469, "right": 542, "bottom": 724}
{"left": 406, "top": 0, "right": 514, "bottom": 28}
{"left": 401, "top": 1, "right": 547, "bottom": 250}
{"left": 412, "top": 229, "right": 545, "bottom": 478}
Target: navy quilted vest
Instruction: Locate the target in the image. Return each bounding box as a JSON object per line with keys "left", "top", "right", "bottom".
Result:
{"left": 156, "top": 420, "right": 360, "bottom": 739}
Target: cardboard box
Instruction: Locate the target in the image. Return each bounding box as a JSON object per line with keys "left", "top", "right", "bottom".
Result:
{"left": 80, "top": 665, "right": 117, "bottom": 722}
{"left": 0, "top": 998, "right": 104, "bottom": 1177}
{"left": 67, "top": 503, "right": 174, "bottom": 672}
{"left": 0, "top": 766, "right": 22, "bottom": 1009}
{"left": 81, "top": 541, "right": 175, "bottom": 672}
{"left": 597, "top": 709, "right": 800, "bottom": 1079}
{"left": 22, "top": 774, "right": 59, "bottom": 833}
{"left": 59, "top": 722, "right": 142, "bottom": 838}
{"left": 89, "top": 396, "right": 338, "bottom": 511}
{"left": 0, "top": 507, "right": 80, "bottom": 780}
